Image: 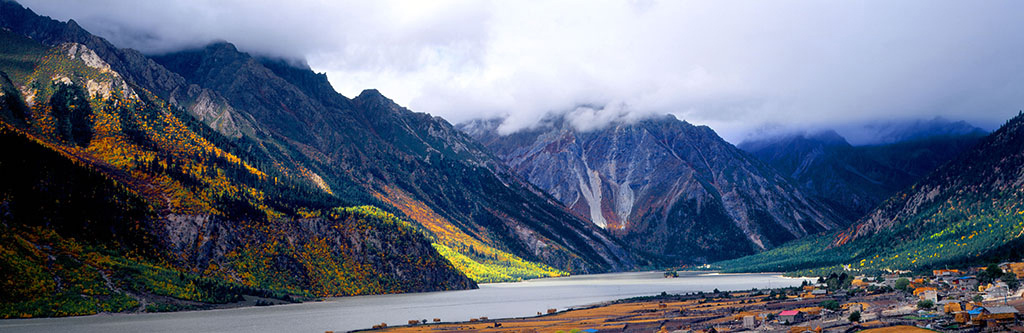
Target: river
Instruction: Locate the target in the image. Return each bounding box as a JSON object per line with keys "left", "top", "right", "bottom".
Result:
{"left": 0, "top": 271, "right": 807, "bottom": 333}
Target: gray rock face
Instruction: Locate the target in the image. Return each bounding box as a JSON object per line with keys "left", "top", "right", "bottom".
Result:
{"left": 463, "top": 115, "right": 840, "bottom": 263}
{"left": 0, "top": 1, "right": 634, "bottom": 274}
{"left": 0, "top": 2, "right": 253, "bottom": 139}
{"left": 739, "top": 127, "right": 985, "bottom": 222}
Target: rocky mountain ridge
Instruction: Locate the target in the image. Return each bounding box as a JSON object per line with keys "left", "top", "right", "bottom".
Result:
{"left": 739, "top": 124, "right": 986, "bottom": 221}
{"left": 0, "top": 0, "right": 635, "bottom": 317}
{"left": 462, "top": 114, "right": 841, "bottom": 263}
{"left": 716, "top": 112, "right": 1024, "bottom": 274}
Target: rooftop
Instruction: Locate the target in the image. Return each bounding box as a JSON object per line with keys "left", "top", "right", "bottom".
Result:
{"left": 985, "top": 306, "right": 1020, "bottom": 314}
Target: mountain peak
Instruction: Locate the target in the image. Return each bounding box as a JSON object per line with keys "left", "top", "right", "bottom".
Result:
{"left": 356, "top": 88, "right": 385, "bottom": 100}
{"left": 205, "top": 40, "right": 238, "bottom": 52}
{"left": 806, "top": 129, "right": 849, "bottom": 146}
{"left": 848, "top": 117, "right": 988, "bottom": 145}
{"left": 465, "top": 108, "right": 840, "bottom": 263}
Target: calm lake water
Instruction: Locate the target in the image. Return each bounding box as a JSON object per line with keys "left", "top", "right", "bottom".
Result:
{"left": 0, "top": 271, "right": 807, "bottom": 333}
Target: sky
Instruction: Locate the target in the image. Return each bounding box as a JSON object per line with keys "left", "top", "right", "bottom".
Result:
{"left": 18, "top": 0, "right": 1024, "bottom": 143}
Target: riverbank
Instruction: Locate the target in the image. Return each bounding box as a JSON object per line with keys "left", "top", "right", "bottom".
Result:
{"left": 360, "top": 287, "right": 1023, "bottom": 332}
{"left": 0, "top": 271, "right": 801, "bottom": 333}
{"left": 359, "top": 290, "right": 825, "bottom": 332}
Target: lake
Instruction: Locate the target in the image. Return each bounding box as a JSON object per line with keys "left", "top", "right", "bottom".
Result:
{"left": 0, "top": 271, "right": 807, "bottom": 333}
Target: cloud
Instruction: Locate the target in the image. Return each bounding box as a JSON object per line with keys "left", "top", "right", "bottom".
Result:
{"left": 18, "top": 0, "right": 1024, "bottom": 143}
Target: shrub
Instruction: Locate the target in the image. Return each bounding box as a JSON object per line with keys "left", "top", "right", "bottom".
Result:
{"left": 894, "top": 278, "right": 911, "bottom": 291}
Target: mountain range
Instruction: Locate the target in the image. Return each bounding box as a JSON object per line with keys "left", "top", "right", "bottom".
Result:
{"left": 739, "top": 120, "right": 986, "bottom": 222}
{"left": 718, "top": 112, "right": 1024, "bottom": 274}
{"left": 0, "top": 0, "right": 630, "bottom": 318}
{"left": 462, "top": 115, "right": 842, "bottom": 263}
{"left": 2, "top": 0, "right": 1021, "bottom": 320}
{"left": 463, "top": 114, "right": 989, "bottom": 266}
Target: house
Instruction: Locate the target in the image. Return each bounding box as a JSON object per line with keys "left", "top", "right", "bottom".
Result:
{"left": 940, "top": 300, "right": 962, "bottom": 314}
{"left": 779, "top": 310, "right": 804, "bottom": 324}
{"left": 851, "top": 279, "right": 870, "bottom": 287}
{"left": 842, "top": 303, "right": 865, "bottom": 312}
{"left": 811, "top": 289, "right": 827, "bottom": 296}
{"left": 912, "top": 287, "right": 937, "bottom": 296}
{"left": 986, "top": 284, "right": 1010, "bottom": 299}
{"left": 919, "top": 290, "right": 938, "bottom": 303}
{"left": 743, "top": 315, "right": 756, "bottom": 329}
{"left": 980, "top": 306, "right": 1020, "bottom": 325}
{"left": 968, "top": 307, "right": 985, "bottom": 323}
{"left": 934, "top": 269, "right": 962, "bottom": 277}
{"left": 950, "top": 276, "right": 974, "bottom": 288}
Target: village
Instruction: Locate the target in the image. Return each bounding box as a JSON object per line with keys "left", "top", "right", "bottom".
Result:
{"left": 363, "top": 263, "right": 1024, "bottom": 333}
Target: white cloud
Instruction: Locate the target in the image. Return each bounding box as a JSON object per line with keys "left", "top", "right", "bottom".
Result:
{"left": 19, "top": 0, "right": 1024, "bottom": 143}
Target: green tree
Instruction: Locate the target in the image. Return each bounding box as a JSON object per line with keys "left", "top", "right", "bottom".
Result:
{"left": 894, "top": 278, "right": 911, "bottom": 291}
{"left": 917, "top": 300, "right": 934, "bottom": 310}
{"left": 820, "top": 300, "right": 840, "bottom": 311}
{"left": 1002, "top": 273, "right": 1020, "bottom": 290}
{"left": 980, "top": 264, "right": 1004, "bottom": 285}
{"left": 848, "top": 311, "right": 861, "bottom": 322}
{"left": 48, "top": 82, "right": 93, "bottom": 147}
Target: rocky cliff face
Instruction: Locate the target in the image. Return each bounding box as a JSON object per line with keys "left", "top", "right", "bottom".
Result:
{"left": 0, "top": 1, "right": 256, "bottom": 139}
{"left": 463, "top": 115, "right": 840, "bottom": 263}
{"left": 0, "top": 22, "right": 477, "bottom": 317}
{"left": 149, "top": 43, "right": 634, "bottom": 275}
{"left": 0, "top": 0, "right": 634, "bottom": 283}
{"left": 739, "top": 125, "right": 985, "bottom": 222}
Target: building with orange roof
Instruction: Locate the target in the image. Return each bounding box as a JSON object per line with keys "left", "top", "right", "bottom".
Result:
{"left": 933, "top": 269, "right": 961, "bottom": 276}
{"left": 912, "top": 287, "right": 937, "bottom": 296}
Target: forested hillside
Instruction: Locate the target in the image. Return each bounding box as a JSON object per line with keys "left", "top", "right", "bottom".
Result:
{"left": 0, "top": 17, "right": 476, "bottom": 318}
{"left": 717, "top": 112, "right": 1024, "bottom": 275}
{"left": 0, "top": 1, "right": 637, "bottom": 319}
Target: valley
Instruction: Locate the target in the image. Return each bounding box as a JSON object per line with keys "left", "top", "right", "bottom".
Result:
{"left": 1, "top": 1, "right": 1023, "bottom": 332}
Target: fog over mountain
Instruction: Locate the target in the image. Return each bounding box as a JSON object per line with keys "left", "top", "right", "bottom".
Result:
{"left": 20, "top": 0, "right": 1024, "bottom": 143}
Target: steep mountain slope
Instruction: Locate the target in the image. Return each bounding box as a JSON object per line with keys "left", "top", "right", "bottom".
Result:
{"left": 850, "top": 117, "right": 989, "bottom": 145}
{"left": 717, "top": 112, "right": 1024, "bottom": 274}
{"left": 147, "top": 44, "right": 634, "bottom": 278}
{"left": 462, "top": 115, "right": 840, "bottom": 263}
{"left": 739, "top": 126, "right": 985, "bottom": 221}
{"left": 0, "top": 28, "right": 474, "bottom": 318}
{"left": 0, "top": 0, "right": 634, "bottom": 288}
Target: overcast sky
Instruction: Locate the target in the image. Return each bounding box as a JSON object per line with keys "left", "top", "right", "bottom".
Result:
{"left": 18, "top": 0, "right": 1024, "bottom": 143}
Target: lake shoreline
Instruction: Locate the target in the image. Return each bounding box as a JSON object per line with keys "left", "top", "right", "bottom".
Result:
{"left": 0, "top": 271, "right": 805, "bottom": 333}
